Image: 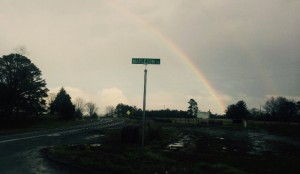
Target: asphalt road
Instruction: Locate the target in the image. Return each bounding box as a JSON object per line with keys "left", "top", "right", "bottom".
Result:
{"left": 0, "top": 118, "right": 124, "bottom": 174}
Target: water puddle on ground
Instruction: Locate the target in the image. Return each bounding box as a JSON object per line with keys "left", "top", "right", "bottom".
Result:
{"left": 66, "top": 144, "right": 102, "bottom": 150}
{"left": 90, "top": 144, "right": 101, "bottom": 147}
{"left": 166, "top": 135, "right": 191, "bottom": 151}
{"left": 85, "top": 134, "right": 105, "bottom": 140}
{"left": 248, "top": 131, "right": 275, "bottom": 155}
{"left": 47, "top": 133, "right": 61, "bottom": 137}
{"left": 25, "top": 147, "right": 82, "bottom": 174}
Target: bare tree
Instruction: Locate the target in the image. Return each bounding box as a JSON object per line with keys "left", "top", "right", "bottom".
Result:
{"left": 105, "top": 106, "right": 115, "bottom": 117}
{"left": 47, "top": 93, "right": 56, "bottom": 112}
{"left": 75, "top": 98, "right": 85, "bottom": 113}
{"left": 74, "top": 98, "right": 85, "bottom": 118}
{"left": 86, "top": 102, "right": 98, "bottom": 117}
{"left": 264, "top": 96, "right": 298, "bottom": 122}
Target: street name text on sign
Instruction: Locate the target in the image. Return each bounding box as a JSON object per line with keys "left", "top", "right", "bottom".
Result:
{"left": 132, "top": 58, "right": 160, "bottom": 65}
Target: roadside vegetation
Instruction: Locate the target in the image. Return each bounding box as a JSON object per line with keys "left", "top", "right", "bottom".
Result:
{"left": 0, "top": 114, "right": 86, "bottom": 135}
{"left": 43, "top": 118, "right": 300, "bottom": 174}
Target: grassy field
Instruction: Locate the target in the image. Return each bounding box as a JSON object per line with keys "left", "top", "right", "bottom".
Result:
{"left": 0, "top": 115, "right": 86, "bottom": 135}
{"left": 43, "top": 119, "right": 300, "bottom": 174}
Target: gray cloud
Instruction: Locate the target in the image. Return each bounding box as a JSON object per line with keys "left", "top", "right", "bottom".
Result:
{"left": 1, "top": 0, "right": 299, "bottom": 113}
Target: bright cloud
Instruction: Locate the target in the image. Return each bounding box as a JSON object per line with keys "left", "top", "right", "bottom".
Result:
{"left": 97, "top": 87, "right": 130, "bottom": 108}
{"left": 48, "top": 86, "right": 130, "bottom": 114}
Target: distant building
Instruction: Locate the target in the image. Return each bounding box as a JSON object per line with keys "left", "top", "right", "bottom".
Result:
{"left": 197, "top": 110, "right": 210, "bottom": 119}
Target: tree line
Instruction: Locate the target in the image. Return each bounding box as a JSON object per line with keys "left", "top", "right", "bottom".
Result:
{"left": 1, "top": 52, "right": 299, "bottom": 123}
{"left": 0, "top": 53, "right": 203, "bottom": 121}
{"left": 0, "top": 53, "right": 100, "bottom": 121}
{"left": 48, "top": 88, "right": 100, "bottom": 120}
{"left": 225, "top": 97, "right": 300, "bottom": 122}
{"left": 111, "top": 103, "right": 188, "bottom": 118}
{"left": 114, "top": 97, "right": 300, "bottom": 123}
{"left": 109, "top": 99, "right": 198, "bottom": 118}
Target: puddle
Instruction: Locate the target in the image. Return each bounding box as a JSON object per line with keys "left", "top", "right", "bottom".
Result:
{"left": 85, "top": 134, "right": 105, "bottom": 140}
{"left": 47, "top": 133, "right": 61, "bottom": 137}
{"left": 90, "top": 144, "right": 101, "bottom": 147}
{"left": 248, "top": 131, "right": 274, "bottom": 155}
{"left": 168, "top": 142, "right": 184, "bottom": 150}
{"left": 166, "top": 135, "right": 191, "bottom": 151}
{"left": 67, "top": 144, "right": 102, "bottom": 148}
{"left": 182, "top": 135, "right": 191, "bottom": 142}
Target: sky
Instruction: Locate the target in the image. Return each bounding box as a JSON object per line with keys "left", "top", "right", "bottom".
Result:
{"left": 1, "top": 0, "right": 299, "bottom": 115}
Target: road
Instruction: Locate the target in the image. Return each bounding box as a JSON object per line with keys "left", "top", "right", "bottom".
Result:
{"left": 0, "top": 118, "right": 124, "bottom": 174}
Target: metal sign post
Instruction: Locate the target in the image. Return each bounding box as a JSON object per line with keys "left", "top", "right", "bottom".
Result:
{"left": 132, "top": 58, "right": 160, "bottom": 152}
{"left": 142, "top": 67, "right": 147, "bottom": 151}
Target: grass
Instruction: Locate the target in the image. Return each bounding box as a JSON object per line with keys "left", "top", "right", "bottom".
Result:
{"left": 0, "top": 114, "right": 86, "bottom": 135}
{"left": 43, "top": 119, "right": 300, "bottom": 174}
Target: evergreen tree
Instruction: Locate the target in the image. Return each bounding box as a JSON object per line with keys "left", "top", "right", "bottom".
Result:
{"left": 0, "top": 53, "right": 48, "bottom": 118}
{"left": 50, "top": 87, "right": 75, "bottom": 120}
{"left": 187, "top": 99, "right": 198, "bottom": 118}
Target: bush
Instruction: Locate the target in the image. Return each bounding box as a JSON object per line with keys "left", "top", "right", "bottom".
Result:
{"left": 208, "top": 120, "right": 223, "bottom": 126}
{"left": 121, "top": 125, "right": 140, "bottom": 144}
{"left": 121, "top": 120, "right": 162, "bottom": 145}
{"left": 152, "top": 118, "right": 172, "bottom": 123}
{"left": 232, "top": 119, "right": 243, "bottom": 124}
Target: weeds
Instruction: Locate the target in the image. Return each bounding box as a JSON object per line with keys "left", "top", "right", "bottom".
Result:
{"left": 43, "top": 120, "right": 300, "bottom": 174}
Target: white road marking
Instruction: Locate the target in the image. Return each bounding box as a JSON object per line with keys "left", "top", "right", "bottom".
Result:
{"left": 0, "top": 135, "right": 45, "bottom": 143}
{"left": 0, "top": 128, "right": 84, "bottom": 144}
{"left": 0, "top": 119, "right": 124, "bottom": 144}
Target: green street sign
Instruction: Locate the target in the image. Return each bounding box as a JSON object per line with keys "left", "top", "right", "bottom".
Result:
{"left": 132, "top": 58, "right": 160, "bottom": 65}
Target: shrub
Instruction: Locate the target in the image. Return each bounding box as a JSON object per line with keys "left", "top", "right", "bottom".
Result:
{"left": 121, "top": 120, "right": 162, "bottom": 145}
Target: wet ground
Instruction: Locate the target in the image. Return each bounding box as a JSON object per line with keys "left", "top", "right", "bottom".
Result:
{"left": 161, "top": 125, "right": 300, "bottom": 173}
{"left": 197, "top": 127, "right": 300, "bottom": 155}
{"left": 0, "top": 118, "right": 124, "bottom": 174}
{"left": 164, "top": 125, "right": 300, "bottom": 161}
{"left": 38, "top": 122, "right": 300, "bottom": 174}
{"left": 2, "top": 120, "right": 298, "bottom": 174}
